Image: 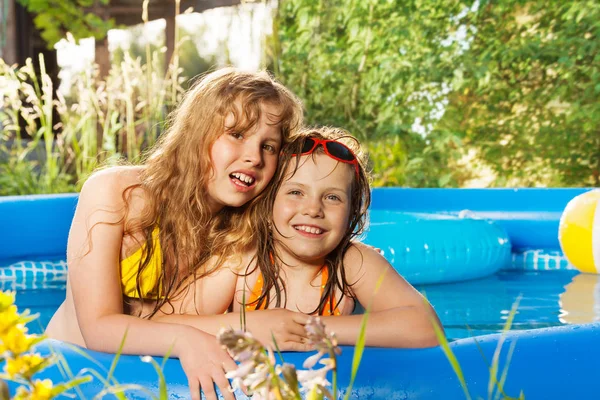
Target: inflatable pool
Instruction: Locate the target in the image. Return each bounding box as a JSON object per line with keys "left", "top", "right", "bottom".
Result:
{"left": 1, "top": 188, "right": 598, "bottom": 399}
{"left": 20, "top": 322, "right": 599, "bottom": 400}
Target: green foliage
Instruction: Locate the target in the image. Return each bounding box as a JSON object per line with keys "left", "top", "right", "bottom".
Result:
{"left": 15, "top": 0, "right": 115, "bottom": 48}
{"left": 5, "top": 0, "right": 597, "bottom": 188}
{"left": 0, "top": 56, "right": 77, "bottom": 195}
{"left": 272, "top": 0, "right": 472, "bottom": 187}
{"left": 0, "top": 39, "right": 185, "bottom": 195}
{"left": 442, "top": 0, "right": 600, "bottom": 186}
{"left": 273, "top": 0, "right": 599, "bottom": 187}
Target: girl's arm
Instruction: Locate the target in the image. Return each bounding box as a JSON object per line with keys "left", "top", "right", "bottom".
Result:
{"left": 148, "top": 257, "right": 312, "bottom": 351}
{"left": 68, "top": 168, "right": 236, "bottom": 400}
{"left": 320, "top": 242, "right": 442, "bottom": 348}
{"left": 153, "top": 310, "right": 312, "bottom": 352}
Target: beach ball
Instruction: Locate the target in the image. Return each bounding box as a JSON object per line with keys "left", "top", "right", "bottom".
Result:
{"left": 559, "top": 189, "right": 600, "bottom": 274}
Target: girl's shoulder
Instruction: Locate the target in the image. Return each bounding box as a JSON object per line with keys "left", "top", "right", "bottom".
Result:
{"left": 82, "top": 166, "right": 144, "bottom": 192}
{"left": 343, "top": 241, "right": 391, "bottom": 281}
{"left": 78, "top": 166, "right": 148, "bottom": 221}
{"left": 344, "top": 241, "right": 387, "bottom": 264}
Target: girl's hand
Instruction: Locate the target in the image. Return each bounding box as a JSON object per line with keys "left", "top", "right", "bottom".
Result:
{"left": 176, "top": 327, "right": 238, "bottom": 400}
{"left": 244, "top": 308, "right": 312, "bottom": 351}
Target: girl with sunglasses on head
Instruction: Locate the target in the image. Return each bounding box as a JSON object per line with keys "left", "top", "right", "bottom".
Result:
{"left": 45, "top": 67, "right": 305, "bottom": 400}
{"left": 151, "top": 127, "right": 441, "bottom": 350}
{"left": 230, "top": 126, "right": 442, "bottom": 347}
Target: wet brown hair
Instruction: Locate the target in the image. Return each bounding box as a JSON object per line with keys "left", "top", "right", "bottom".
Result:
{"left": 245, "top": 126, "right": 371, "bottom": 314}
{"left": 121, "top": 67, "right": 303, "bottom": 315}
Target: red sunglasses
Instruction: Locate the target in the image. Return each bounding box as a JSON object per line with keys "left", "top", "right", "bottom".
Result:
{"left": 292, "top": 137, "right": 359, "bottom": 176}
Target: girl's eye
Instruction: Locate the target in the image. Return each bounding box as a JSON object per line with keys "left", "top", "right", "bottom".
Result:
{"left": 326, "top": 194, "right": 342, "bottom": 202}
{"left": 263, "top": 144, "right": 276, "bottom": 154}
{"left": 230, "top": 132, "right": 244, "bottom": 140}
{"left": 288, "top": 190, "right": 302, "bottom": 196}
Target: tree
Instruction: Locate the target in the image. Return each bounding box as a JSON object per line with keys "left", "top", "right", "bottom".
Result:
{"left": 16, "top": 0, "right": 114, "bottom": 48}
{"left": 443, "top": 0, "right": 600, "bottom": 186}
{"left": 271, "top": 0, "right": 472, "bottom": 187}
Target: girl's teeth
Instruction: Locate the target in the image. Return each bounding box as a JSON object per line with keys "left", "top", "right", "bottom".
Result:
{"left": 231, "top": 172, "right": 255, "bottom": 184}
{"left": 296, "top": 225, "right": 323, "bottom": 234}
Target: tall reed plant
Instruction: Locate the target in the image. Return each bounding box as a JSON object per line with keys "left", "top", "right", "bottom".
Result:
{"left": 0, "top": 10, "right": 187, "bottom": 196}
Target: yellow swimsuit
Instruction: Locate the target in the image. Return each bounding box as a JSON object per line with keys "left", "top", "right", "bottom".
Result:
{"left": 245, "top": 266, "right": 342, "bottom": 316}
{"left": 120, "top": 227, "right": 162, "bottom": 299}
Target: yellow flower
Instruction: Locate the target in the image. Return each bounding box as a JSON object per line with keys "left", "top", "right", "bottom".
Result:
{"left": 0, "top": 324, "right": 36, "bottom": 356}
{"left": 12, "top": 379, "right": 53, "bottom": 400}
{"left": 0, "top": 291, "right": 16, "bottom": 311}
{"left": 4, "top": 353, "right": 45, "bottom": 380}
{"left": 0, "top": 305, "right": 21, "bottom": 335}
{"left": 30, "top": 379, "right": 54, "bottom": 400}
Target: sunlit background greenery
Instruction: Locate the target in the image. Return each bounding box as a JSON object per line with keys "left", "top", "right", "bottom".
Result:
{"left": 1, "top": 0, "right": 598, "bottom": 195}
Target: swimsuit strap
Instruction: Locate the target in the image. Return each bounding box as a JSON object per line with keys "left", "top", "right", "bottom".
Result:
{"left": 245, "top": 265, "right": 341, "bottom": 315}
{"left": 321, "top": 268, "right": 342, "bottom": 316}
{"left": 120, "top": 226, "right": 163, "bottom": 299}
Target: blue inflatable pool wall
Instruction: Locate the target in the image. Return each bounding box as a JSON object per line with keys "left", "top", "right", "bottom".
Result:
{"left": 1, "top": 188, "right": 589, "bottom": 279}
{"left": 0, "top": 188, "right": 589, "bottom": 259}
{"left": 0, "top": 188, "right": 596, "bottom": 399}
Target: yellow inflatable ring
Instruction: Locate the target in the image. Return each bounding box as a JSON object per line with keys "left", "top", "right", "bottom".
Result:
{"left": 558, "top": 189, "right": 600, "bottom": 274}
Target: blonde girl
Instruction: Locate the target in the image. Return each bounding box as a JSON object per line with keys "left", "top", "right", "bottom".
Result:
{"left": 46, "top": 68, "right": 304, "bottom": 400}
{"left": 233, "top": 127, "right": 442, "bottom": 347}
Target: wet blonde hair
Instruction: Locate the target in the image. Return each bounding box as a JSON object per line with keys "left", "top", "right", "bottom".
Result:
{"left": 123, "top": 68, "right": 303, "bottom": 315}
{"left": 245, "top": 126, "right": 371, "bottom": 314}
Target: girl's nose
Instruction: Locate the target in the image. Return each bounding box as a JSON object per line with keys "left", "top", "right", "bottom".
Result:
{"left": 243, "top": 143, "right": 263, "bottom": 167}
{"left": 302, "top": 198, "right": 324, "bottom": 218}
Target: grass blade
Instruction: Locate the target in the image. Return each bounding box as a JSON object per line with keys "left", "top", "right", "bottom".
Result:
{"left": 104, "top": 328, "right": 128, "bottom": 399}
{"left": 94, "top": 383, "right": 158, "bottom": 399}
{"left": 431, "top": 317, "right": 471, "bottom": 400}
{"left": 496, "top": 340, "right": 519, "bottom": 400}
{"left": 271, "top": 331, "right": 285, "bottom": 364}
{"left": 343, "top": 270, "right": 387, "bottom": 400}
{"left": 140, "top": 356, "right": 168, "bottom": 400}
{"left": 241, "top": 275, "right": 248, "bottom": 331}
{"left": 491, "top": 296, "right": 521, "bottom": 400}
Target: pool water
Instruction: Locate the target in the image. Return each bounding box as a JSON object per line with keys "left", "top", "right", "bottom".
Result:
{"left": 14, "top": 286, "right": 66, "bottom": 335}
{"left": 417, "top": 269, "right": 593, "bottom": 339}
{"left": 12, "top": 270, "right": 598, "bottom": 339}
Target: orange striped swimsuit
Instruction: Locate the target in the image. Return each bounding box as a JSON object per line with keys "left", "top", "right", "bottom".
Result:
{"left": 245, "top": 267, "right": 342, "bottom": 316}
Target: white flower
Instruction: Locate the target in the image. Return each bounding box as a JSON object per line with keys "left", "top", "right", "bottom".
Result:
{"left": 226, "top": 360, "right": 256, "bottom": 392}
{"left": 243, "top": 363, "right": 270, "bottom": 391}
{"left": 302, "top": 351, "right": 325, "bottom": 369}
{"left": 297, "top": 365, "right": 331, "bottom": 392}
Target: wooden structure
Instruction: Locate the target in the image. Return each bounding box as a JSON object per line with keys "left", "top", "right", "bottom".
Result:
{"left": 0, "top": 0, "right": 241, "bottom": 77}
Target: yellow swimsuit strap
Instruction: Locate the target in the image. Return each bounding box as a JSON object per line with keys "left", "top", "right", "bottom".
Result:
{"left": 120, "top": 226, "right": 163, "bottom": 299}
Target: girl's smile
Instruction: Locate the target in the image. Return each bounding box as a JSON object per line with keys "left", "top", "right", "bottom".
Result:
{"left": 292, "top": 224, "right": 327, "bottom": 237}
